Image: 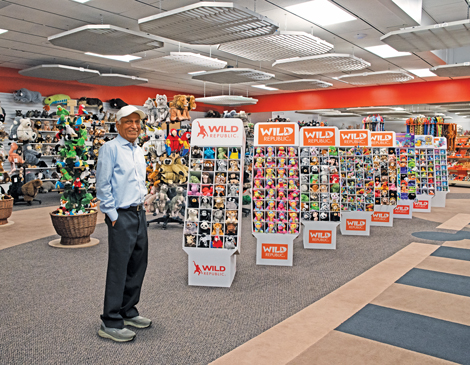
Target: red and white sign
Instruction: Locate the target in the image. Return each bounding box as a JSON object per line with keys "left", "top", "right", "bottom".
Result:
{"left": 393, "top": 201, "right": 413, "bottom": 219}
{"left": 302, "top": 222, "right": 339, "bottom": 250}
{"left": 261, "top": 243, "right": 288, "bottom": 260}
{"left": 345, "top": 219, "right": 367, "bottom": 231}
{"left": 371, "top": 131, "right": 396, "bottom": 147}
{"left": 339, "top": 130, "right": 371, "bottom": 147}
{"left": 308, "top": 230, "right": 332, "bottom": 244}
{"left": 413, "top": 196, "right": 432, "bottom": 213}
{"left": 185, "top": 248, "right": 237, "bottom": 287}
{"left": 371, "top": 212, "right": 390, "bottom": 223}
{"left": 254, "top": 122, "right": 299, "bottom": 146}
{"left": 394, "top": 205, "right": 410, "bottom": 215}
{"left": 192, "top": 261, "right": 226, "bottom": 277}
{"left": 191, "top": 118, "right": 244, "bottom": 146}
{"left": 301, "top": 127, "right": 338, "bottom": 146}
{"left": 413, "top": 201, "right": 429, "bottom": 210}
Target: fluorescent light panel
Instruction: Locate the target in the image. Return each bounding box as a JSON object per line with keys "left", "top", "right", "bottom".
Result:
{"left": 286, "top": 0, "right": 356, "bottom": 26}
{"left": 365, "top": 45, "right": 411, "bottom": 58}
{"left": 72, "top": 0, "right": 90, "bottom": 3}
{"left": 0, "top": 29, "right": 7, "bottom": 35}
{"left": 85, "top": 52, "right": 141, "bottom": 62}
{"left": 407, "top": 69, "right": 436, "bottom": 77}
{"left": 252, "top": 85, "right": 279, "bottom": 91}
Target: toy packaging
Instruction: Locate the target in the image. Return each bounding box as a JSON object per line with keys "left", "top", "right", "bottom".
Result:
{"left": 415, "top": 135, "right": 435, "bottom": 196}
{"left": 372, "top": 147, "right": 398, "bottom": 206}
{"left": 300, "top": 146, "right": 340, "bottom": 221}
{"left": 251, "top": 146, "right": 300, "bottom": 234}
{"left": 184, "top": 145, "right": 242, "bottom": 249}
{"left": 339, "top": 147, "right": 374, "bottom": 212}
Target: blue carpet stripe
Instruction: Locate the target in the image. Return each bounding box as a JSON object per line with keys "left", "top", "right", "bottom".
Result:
{"left": 431, "top": 246, "right": 470, "bottom": 262}
{"left": 396, "top": 268, "right": 470, "bottom": 297}
{"left": 336, "top": 304, "right": 470, "bottom": 365}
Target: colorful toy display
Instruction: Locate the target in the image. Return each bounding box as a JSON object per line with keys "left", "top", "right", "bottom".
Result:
{"left": 415, "top": 135, "right": 436, "bottom": 196}
{"left": 300, "top": 146, "right": 340, "bottom": 221}
{"left": 251, "top": 146, "right": 300, "bottom": 233}
{"left": 434, "top": 138, "right": 449, "bottom": 192}
{"left": 338, "top": 147, "right": 374, "bottom": 212}
{"left": 372, "top": 147, "right": 398, "bottom": 206}
{"left": 396, "top": 133, "right": 417, "bottom": 200}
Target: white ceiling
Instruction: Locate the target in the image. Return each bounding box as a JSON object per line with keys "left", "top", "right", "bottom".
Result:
{"left": 0, "top": 0, "right": 468, "bottom": 97}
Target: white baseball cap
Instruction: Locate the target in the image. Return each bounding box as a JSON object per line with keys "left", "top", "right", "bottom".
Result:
{"left": 116, "top": 105, "right": 146, "bottom": 121}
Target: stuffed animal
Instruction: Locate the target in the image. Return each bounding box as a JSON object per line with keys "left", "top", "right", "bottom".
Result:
{"left": 0, "top": 101, "right": 5, "bottom": 124}
{"left": 226, "top": 210, "right": 238, "bottom": 224}
{"left": 21, "top": 179, "right": 43, "bottom": 202}
{"left": 17, "top": 118, "right": 37, "bottom": 142}
{"left": 200, "top": 196, "right": 211, "bottom": 209}
{"left": 212, "top": 222, "right": 223, "bottom": 235}
{"left": 13, "top": 88, "right": 43, "bottom": 103}
{"left": 155, "top": 94, "right": 170, "bottom": 123}
{"left": 109, "top": 98, "right": 128, "bottom": 109}
{"left": 9, "top": 118, "right": 20, "bottom": 141}
{"left": 78, "top": 97, "right": 104, "bottom": 113}
{"left": 156, "top": 184, "right": 170, "bottom": 214}
{"left": 0, "top": 121, "right": 8, "bottom": 141}
{"left": 169, "top": 95, "right": 194, "bottom": 121}
{"left": 144, "top": 186, "right": 158, "bottom": 213}
{"left": 165, "top": 129, "right": 183, "bottom": 155}
{"left": 43, "top": 94, "right": 70, "bottom": 106}
{"left": 187, "top": 208, "right": 198, "bottom": 222}
{"left": 205, "top": 110, "right": 221, "bottom": 118}
{"left": 225, "top": 236, "right": 237, "bottom": 249}
{"left": 8, "top": 142, "right": 24, "bottom": 166}
{"left": 214, "top": 196, "right": 224, "bottom": 209}
{"left": 143, "top": 97, "right": 158, "bottom": 125}
{"left": 23, "top": 144, "right": 42, "bottom": 166}
{"left": 184, "top": 234, "right": 196, "bottom": 247}
{"left": 213, "top": 209, "right": 224, "bottom": 222}
{"left": 201, "top": 172, "right": 212, "bottom": 184}
{"left": 169, "top": 187, "right": 185, "bottom": 218}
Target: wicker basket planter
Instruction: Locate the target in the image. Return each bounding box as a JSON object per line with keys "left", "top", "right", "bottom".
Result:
{"left": 50, "top": 210, "right": 98, "bottom": 245}
{"left": 0, "top": 197, "right": 13, "bottom": 225}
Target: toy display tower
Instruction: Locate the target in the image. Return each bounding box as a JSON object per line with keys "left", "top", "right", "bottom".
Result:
{"left": 370, "top": 131, "right": 397, "bottom": 227}
{"left": 182, "top": 118, "right": 245, "bottom": 287}
{"left": 251, "top": 122, "right": 300, "bottom": 266}
{"left": 413, "top": 135, "right": 435, "bottom": 213}
{"left": 394, "top": 133, "right": 416, "bottom": 219}
{"left": 337, "top": 130, "right": 373, "bottom": 236}
{"left": 432, "top": 137, "right": 449, "bottom": 207}
{"left": 299, "top": 126, "right": 340, "bottom": 249}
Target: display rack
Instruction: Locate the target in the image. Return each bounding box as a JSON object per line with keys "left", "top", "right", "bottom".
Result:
{"left": 412, "top": 135, "right": 435, "bottom": 213}
{"left": 370, "top": 131, "right": 397, "bottom": 227}
{"left": 182, "top": 118, "right": 245, "bottom": 288}
{"left": 337, "top": 130, "right": 373, "bottom": 236}
{"left": 431, "top": 137, "right": 449, "bottom": 207}
{"left": 252, "top": 122, "right": 300, "bottom": 266}
{"left": 448, "top": 135, "right": 470, "bottom": 186}
{"left": 394, "top": 133, "right": 416, "bottom": 219}
{"left": 300, "top": 126, "right": 340, "bottom": 249}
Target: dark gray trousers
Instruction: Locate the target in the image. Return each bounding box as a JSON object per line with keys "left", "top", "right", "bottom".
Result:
{"left": 102, "top": 209, "right": 148, "bottom": 329}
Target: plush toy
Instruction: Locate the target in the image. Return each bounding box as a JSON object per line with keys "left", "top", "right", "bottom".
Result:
{"left": 155, "top": 94, "right": 170, "bottom": 123}
{"left": 13, "top": 88, "right": 43, "bottom": 103}
{"left": 212, "top": 236, "right": 223, "bottom": 248}
{"left": 156, "top": 184, "right": 170, "bottom": 214}
{"left": 169, "top": 186, "right": 185, "bottom": 218}
{"left": 225, "top": 236, "right": 237, "bottom": 249}
{"left": 188, "top": 183, "right": 201, "bottom": 196}
{"left": 205, "top": 110, "right": 221, "bottom": 118}
{"left": 8, "top": 142, "right": 24, "bottom": 167}
{"left": 178, "top": 130, "right": 191, "bottom": 156}
{"left": 204, "top": 148, "right": 215, "bottom": 159}
{"left": 165, "top": 129, "right": 183, "bottom": 155}
{"left": 78, "top": 97, "right": 104, "bottom": 113}
{"left": 187, "top": 208, "right": 198, "bottom": 222}
{"left": 43, "top": 94, "right": 70, "bottom": 106}
{"left": 23, "top": 144, "right": 42, "bottom": 166}
{"left": 9, "top": 118, "right": 21, "bottom": 141}
{"left": 0, "top": 101, "right": 5, "bottom": 124}
{"left": 109, "top": 98, "right": 128, "bottom": 109}
{"left": 0, "top": 120, "right": 8, "bottom": 141}
{"left": 17, "top": 118, "right": 37, "bottom": 142}
{"left": 21, "top": 179, "right": 43, "bottom": 202}
{"left": 144, "top": 185, "right": 158, "bottom": 213}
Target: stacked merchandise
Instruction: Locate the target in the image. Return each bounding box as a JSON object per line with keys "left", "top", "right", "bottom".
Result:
{"left": 372, "top": 147, "right": 398, "bottom": 206}
{"left": 396, "top": 134, "right": 417, "bottom": 200}
{"left": 299, "top": 146, "right": 340, "bottom": 222}
{"left": 184, "top": 146, "right": 242, "bottom": 249}
{"left": 339, "top": 147, "right": 375, "bottom": 212}
{"left": 415, "top": 135, "right": 436, "bottom": 196}
{"left": 448, "top": 136, "right": 470, "bottom": 183}
{"left": 252, "top": 146, "right": 300, "bottom": 234}
{"left": 363, "top": 115, "right": 384, "bottom": 131}
{"left": 434, "top": 137, "right": 449, "bottom": 192}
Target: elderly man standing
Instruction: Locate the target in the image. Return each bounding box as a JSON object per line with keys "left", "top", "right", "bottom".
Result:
{"left": 96, "top": 105, "right": 151, "bottom": 342}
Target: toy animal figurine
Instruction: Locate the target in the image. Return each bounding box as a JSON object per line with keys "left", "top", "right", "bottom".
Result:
{"left": 13, "top": 88, "right": 43, "bottom": 103}
{"left": 43, "top": 94, "right": 70, "bottom": 106}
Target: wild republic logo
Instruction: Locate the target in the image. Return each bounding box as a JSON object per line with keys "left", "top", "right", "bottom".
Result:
{"left": 371, "top": 132, "right": 394, "bottom": 147}
{"left": 339, "top": 131, "right": 369, "bottom": 146}
{"left": 261, "top": 244, "right": 288, "bottom": 260}
{"left": 258, "top": 124, "right": 295, "bottom": 145}
{"left": 303, "top": 128, "right": 335, "bottom": 146}
{"left": 346, "top": 219, "right": 367, "bottom": 231}
{"left": 195, "top": 121, "right": 239, "bottom": 139}
{"left": 394, "top": 205, "right": 410, "bottom": 214}
{"left": 372, "top": 212, "right": 390, "bottom": 222}
{"left": 193, "top": 261, "right": 226, "bottom": 276}
{"left": 308, "top": 230, "right": 332, "bottom": 244}
{"left": 413, "top": 201, "right": 429, "bottom": 209}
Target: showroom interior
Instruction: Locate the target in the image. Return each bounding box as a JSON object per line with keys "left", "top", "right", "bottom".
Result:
{"left": 1, "top": 0, "right": 470, "bottom": 363}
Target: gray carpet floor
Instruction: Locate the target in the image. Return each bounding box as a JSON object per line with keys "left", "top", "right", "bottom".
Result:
{"left": 446, "top": 193, "right": 470, "bottom": 199}
{"left": 12, "top": 191, "right": 62, "bottom": 211}
{"left": 0, "top": 216, "right": 459, "bottom": 365}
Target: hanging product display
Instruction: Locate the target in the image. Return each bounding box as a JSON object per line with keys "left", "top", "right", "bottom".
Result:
{"left": 432, "top": 137, "right": 449, "bottom": 208}
{"left": 252, "top": 122, "right": 300, "bottom": 266}
{"left": 338, "top": 130, "right": 373, "bottom": 236}
{"left": 370, "top": 131, "right": 397, "bottom": 227}
{"left": 299, "top": 126, "right": 340, "bottom": 249}
{"left": 182, "top": 118, "right": 245, "bottom": 288}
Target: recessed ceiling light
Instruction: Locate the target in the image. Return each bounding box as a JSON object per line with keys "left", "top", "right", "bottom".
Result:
{"left": 286, "top": 0, "right": 356, "bottom": 26}
{"left": 72, "top": 0, "right": 91, "bottom": 3}
{"left": 251, "top": 85, "right": 279, "bottom": 91}
{"left": 188, "top": 71, "right": 206, "bottom": 75}
{"left": 0, "top": 29, "right": 8, "bottom": 35}
{"left": 365, "top": 45, "right": 411, "bottom": 58}
{"left": 85, "top": 52, "right": 141, "bottom": 62}
{"left": 407, "top": 69, "right": 437, "bottom": 77}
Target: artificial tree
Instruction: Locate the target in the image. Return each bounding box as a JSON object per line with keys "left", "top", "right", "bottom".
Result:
{"left": 54, "top": 107, "right": 94, "bottom": 215}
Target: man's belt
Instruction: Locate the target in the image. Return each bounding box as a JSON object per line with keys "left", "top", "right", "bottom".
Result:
{"left": 118, "top": 204, "right": 143, "bottom": 212}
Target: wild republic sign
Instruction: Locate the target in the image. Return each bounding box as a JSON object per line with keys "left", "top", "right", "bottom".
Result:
{"left": 370, "top": 131, "right": 396, "bottom": 147}
{"left": 191, "top": 118, "right": 244, "bottom": 146}
{"left": 301, "top": 127, "right": 339, "bottom": 146}
{"left": 339, "top": 130, "right": 371, "bottom": 147}
{"left": 254, "top": 122, "right": 299, "bottom": 146}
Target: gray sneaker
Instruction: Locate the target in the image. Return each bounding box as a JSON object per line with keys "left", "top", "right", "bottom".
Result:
{"left": 98, "top": 323, "right": 136, "bottom": 342}
{"left": 124, "top": 316, "right": 152, "bottom": 329}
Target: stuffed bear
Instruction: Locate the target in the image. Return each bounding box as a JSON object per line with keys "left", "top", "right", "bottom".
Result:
{"left": 21, "top": 179, "right": 43, "bottom": 202}
{"left": 17, "top": 118, "right": 37, "bottom": 142}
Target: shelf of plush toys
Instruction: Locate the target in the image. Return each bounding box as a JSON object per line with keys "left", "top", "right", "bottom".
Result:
{"left": 362, "top": 115, "right": 385, "bottom": 131}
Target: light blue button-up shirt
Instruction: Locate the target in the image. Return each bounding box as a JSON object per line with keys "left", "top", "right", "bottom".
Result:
{"left": 96, "top": 135, "right": 147, "bottom": 222}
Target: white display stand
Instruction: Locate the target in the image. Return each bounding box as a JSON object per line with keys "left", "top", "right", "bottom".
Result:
{"left": 432, "top": 191, "right": 448, "bottom": 207}
{"left": 393, "top": 200, "right": 413, "bottom": 219}
{"left": 254, "top": 233, "right": 295, "bottom": 266}
{"left": 302, "top": 222, "right": 339, "bottom": 249}
{"left": 340, "top": 212, "right": 372, "bottom": 236}
{"left": 183, "top": 118, "right": 245, "bottom": 287}
{"left": 252, "top": 122, "right": 300, "bottom": 267}
{"left": 371, "top": 205, "right": 394, "bottom": 227}
{"left": 413, "top": 194, "right": 432, "bottom": 213}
